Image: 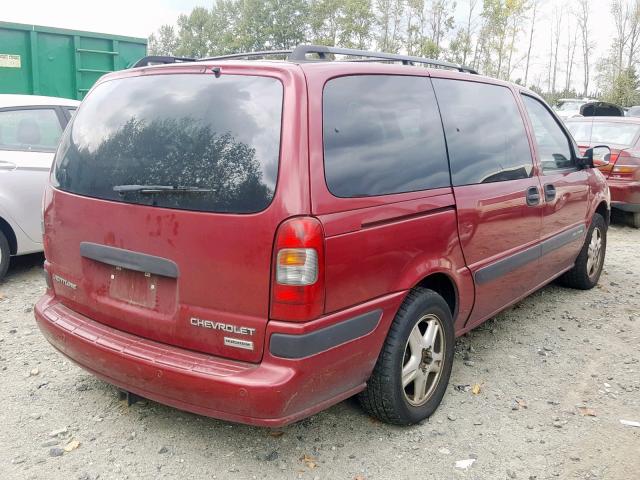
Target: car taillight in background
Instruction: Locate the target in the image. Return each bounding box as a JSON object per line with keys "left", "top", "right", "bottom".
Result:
{"left": 270, "top": 217, "right": 325, "bottom": 322}
{"left": 609, "top": 150, "right": 640, "bottom": 180}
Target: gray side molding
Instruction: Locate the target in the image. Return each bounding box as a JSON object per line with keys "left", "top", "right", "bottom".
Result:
{"left": 270, "top": 309, "right": 382, "bottom": 359}
{"left": 474, "top": 224, "right": 586, "bottom": 285}
{"left": 80, "top": 242, "right": 179, "bottom": 278}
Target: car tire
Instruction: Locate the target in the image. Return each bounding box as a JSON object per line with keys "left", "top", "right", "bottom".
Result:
{"left": 630, "top": 212, "right": 640, "bottom": 229}
{"left": 0, "top": 231, "right": 10, "bottom": 281}
{"left": 358, "top": 288, "right": 454, "bottom": 425}
{"left": 558, "top": 213, "right": 607, "bottom": 290}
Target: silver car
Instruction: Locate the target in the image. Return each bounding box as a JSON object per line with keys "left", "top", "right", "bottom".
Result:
{"left": 0, "top": 94, "right": 79, "bottom": 280}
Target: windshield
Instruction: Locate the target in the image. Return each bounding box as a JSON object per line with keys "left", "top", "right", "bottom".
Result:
{"left": 566, "top": 121, "right": 640, "bottom": 146}
{"left": 53, "top": 73, "right": 283, "bottom": 214}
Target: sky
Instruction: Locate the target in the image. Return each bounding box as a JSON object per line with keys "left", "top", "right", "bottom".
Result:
{"left": 2, "top": 0, "right": 619, "bottom": 93}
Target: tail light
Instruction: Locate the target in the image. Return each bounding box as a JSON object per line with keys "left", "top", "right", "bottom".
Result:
{"left": 270, "top": 217, "right": 325, "bottom": 322}
{"left": 610, "top": 150, "right": 640, "bottom": 180}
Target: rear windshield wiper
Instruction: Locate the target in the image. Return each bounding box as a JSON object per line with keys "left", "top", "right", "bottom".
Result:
{"left": 113, "top": 184, "right": 215, "bottom": 194}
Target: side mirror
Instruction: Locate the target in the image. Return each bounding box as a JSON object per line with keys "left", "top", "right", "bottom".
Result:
{"left": 580, "top": 145, "right": 611, "bottom": 169}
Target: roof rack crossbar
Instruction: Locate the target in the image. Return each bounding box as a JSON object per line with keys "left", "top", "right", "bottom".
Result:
{"left": 289, "top": 45, "right": 478, "bottom": 74}
{"left": 201, "top": 50, "right": 292, "bottom": 61}
{"left": 132, "top": 55, "right": 196, "bottom": 68}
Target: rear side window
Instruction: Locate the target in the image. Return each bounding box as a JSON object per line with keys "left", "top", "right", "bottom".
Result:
{"left": 433, "top": 79, "right": 533, "bottom": 186}
{"left": 323, "top": 75, "right": 450, "bottom": 197}
{"left": 54, "top": 74, "right": 283, "bottom": 214}
{"left": 0, "top": 108, "right": 63, "bottom": 152}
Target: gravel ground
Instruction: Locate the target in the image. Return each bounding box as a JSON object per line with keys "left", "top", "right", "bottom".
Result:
{"left": 1, "top": 223, "right": 639, "bottom": 480}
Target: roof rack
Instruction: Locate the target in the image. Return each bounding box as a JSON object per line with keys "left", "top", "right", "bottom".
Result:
{"left": 132, "top": 55, "right": 196, "bottom": 68}
{"left": 200, "top": 50, "right": 292, "bottom": 61}
{"left": 289, "top": 45, "right": 478, "bottom": 74}
{"left": 132, "top": 45, "right": 477, "bottom": 74}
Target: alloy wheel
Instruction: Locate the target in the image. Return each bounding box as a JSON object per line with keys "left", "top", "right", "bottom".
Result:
{"left": 402, "top": 314, "right": 445, "bottom": 406}
{"left": 586, "top": 227, "right": 603, "bottom": 279}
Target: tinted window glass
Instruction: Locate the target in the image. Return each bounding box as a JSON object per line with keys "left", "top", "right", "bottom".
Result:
{"left": 0, "top": 108, "right": 63, "bottom": 151}
{"left": 54, "top": 74, "right": 282, "bottom": 214}
{"left": 323, "top": 75, "right": 450, "bottom": 197}
{"left": 432, "top": 79, "right": 533, "bottom": 186}
{"left": 522, "top": 95, "right": 574, "bottom": 172}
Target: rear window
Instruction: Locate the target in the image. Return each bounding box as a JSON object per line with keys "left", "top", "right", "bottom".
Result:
{"left": 566, "top": 121, "right": 640, "bottom": 146}
{"left": 53, "top": 74, "right": 283, "bottom": 214}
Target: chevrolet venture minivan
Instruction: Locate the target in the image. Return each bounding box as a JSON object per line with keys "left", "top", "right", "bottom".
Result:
{"left": 35, "top": 45, "right": 611, "bottom": 426}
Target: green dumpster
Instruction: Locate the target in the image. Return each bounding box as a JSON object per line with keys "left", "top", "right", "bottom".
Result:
{"left": 0, "top": 21, "right": 147, "bottom": 100}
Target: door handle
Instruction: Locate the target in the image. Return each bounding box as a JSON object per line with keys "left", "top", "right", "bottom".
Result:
{"left": 0, "top": 161, "right": 17, "bottom": 171}
{"left": 544, "top": 184, "right": 556, "bottom": 202}
{"left": 526, "top": 186, "right": 540, "bottom": 206}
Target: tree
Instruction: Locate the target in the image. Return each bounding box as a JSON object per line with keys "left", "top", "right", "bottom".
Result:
{"left": 175, "top": 7, "right": 212, "bottom": 57}
{"left": 477, "top": 0, "right": 527, "bottom": 80}
{"left": 428, "top": 0, "right": 456, "bottom": 59}
{"left": 611, "top": 0, "right": 633, "bottom": 74}
{"left": 148, "top": 25, "right": 178, "bottom": 56}
{"left": 523, "top": 0, "right": 537, "bottom": 86}
{"left": 550, "top": 6, "right": 563, "bottom": 94}
{"left": 575, "top": 0, "right": 593, "bottom": 96}
{"left": 309, "top": 0, "right": 342, "bottom": 45}
{"left": 564, "top": 20, "right": 579, "bottom": 92}
{"left": 265, "top": 0, "right": 310, "bottom": 49}
{"left": 603, "top": 67, "right": 640, "bottom": 106}
{"left": 376, "top": 0, "right": 405, "bottom": 53}
{"left": 339, "top": 0, "right": 375, "bottom": 49}
{"left": 627, "top": 0, "right": 640, "bottom": 68}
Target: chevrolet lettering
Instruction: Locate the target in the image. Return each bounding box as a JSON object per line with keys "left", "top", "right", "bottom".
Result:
{"left": 190, "top": 317, "right": 256, "bottom": 336}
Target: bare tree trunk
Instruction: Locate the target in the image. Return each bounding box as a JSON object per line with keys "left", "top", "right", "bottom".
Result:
{"left": 551, "top": 7, "right": 563, "bottom": 94}
{"left": 612, "top": 0, "right": 632, "bottom": 74}
{"left": 523, "top": 1, "right": 538, "bottom": 87}
{"left": 576, "top": 0, "right": 592, "bottom": 96}
{"left": 462, "top": 0, "right": 478, "bottom": 66}
{"left": 506, "top": 17, "right": 518, "bottom": 81}
{"left": 628, "top": 0, "right": 640, "bottom": 68}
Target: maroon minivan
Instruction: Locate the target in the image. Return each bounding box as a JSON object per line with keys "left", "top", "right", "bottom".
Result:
{"left": 35, "top": 46, "right": 611, "bottom": 426}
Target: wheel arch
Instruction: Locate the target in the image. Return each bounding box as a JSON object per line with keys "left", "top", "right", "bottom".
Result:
{"left": 411, "top": 272, "right": 458, "bottom": 321}
{"left": 0, "top": 217, "right": 17, "bottom": 255}
{"left": 595, "top": 200, "right": 610, "bottom": 226}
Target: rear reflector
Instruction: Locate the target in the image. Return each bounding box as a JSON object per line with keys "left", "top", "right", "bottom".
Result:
{"left": 271, "top": 217, "right": 325, "bottom": 322}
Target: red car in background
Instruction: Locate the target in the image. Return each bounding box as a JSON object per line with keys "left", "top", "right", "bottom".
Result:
{"left": 566, "top": 117, "right": 640, "bottom": 227}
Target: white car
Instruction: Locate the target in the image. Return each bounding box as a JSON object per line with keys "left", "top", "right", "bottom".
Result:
{"left": 0, "top": 94, "right": 80, "bottom": 280}
{"left": 554, "top": 98, "right": 593, "bottom": 119}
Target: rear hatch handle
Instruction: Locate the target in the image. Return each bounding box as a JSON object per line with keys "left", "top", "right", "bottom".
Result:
{"left": 80, "top": 242, "right": 179, "bottom": 278}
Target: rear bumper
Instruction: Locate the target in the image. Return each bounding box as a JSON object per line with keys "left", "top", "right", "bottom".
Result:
{"left": 609, "top": 180, "right": 640, "bottom": 212}
{"left": 35, "top": 292, "right": 403, "bottom": 426}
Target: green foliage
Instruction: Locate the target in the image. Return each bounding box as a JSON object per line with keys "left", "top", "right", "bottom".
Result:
{"left": 148, "top": 25, "right": 178, "bottom": 56}
{"left": 603, "top": 67, "right": 640, "bottom": 107}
